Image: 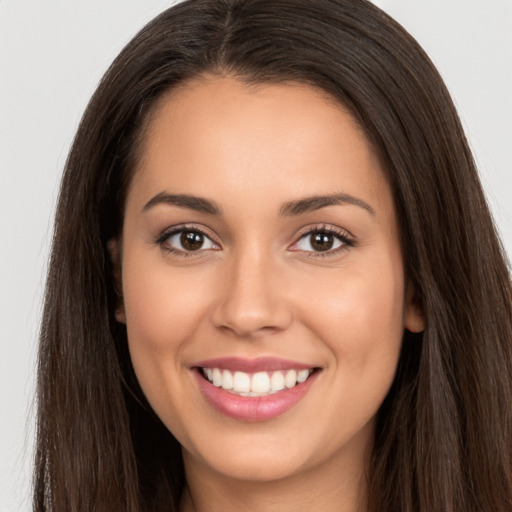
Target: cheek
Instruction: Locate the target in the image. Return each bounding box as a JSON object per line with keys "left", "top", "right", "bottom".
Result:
{"left": 122, "top": 257, "right": 210, "bottom": 348}
{"left": 305, "top": 263, "right": 404, "bottom": 340}
{"left": 300, "top": 255, "right": 405, "bottom": 390}
{"left": 120, "top": 253, "right": 214, "bottom": 406}
{"left": 301, "top": 262, "right": 405, "bottom": 433}
{"left": 120, "top": 256, "right": 213, "bottom": 437}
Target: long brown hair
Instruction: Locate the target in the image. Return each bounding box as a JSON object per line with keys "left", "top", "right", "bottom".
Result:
{"left": 34, "top": 0, "right": 512, "bottom": 510}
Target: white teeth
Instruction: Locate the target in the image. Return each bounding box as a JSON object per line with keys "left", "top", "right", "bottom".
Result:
{"left": 212, "top": 368, "right": 222, "bottom": 387}
{"left": 251, "top": 372, "right": 270, "bottom": 393}
{"left": 202, "top": 367, "right": 313, "bottom": 396}
{"left": 297, "top": 369, "right": 309, "bottom": 383}
{"left": 222, "top": 369, "right": 233, "bottom": 390}
{"left": 284, "top": 369, "right": 297, "bottom": 388}
{"left": 270, "top": 371, "right": 285, "bottom": 391}
{"left": 233, "top": 371, "right": 251, "bottom": 392}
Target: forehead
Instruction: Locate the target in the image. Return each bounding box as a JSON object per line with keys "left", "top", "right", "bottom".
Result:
{"left": 128, "top": 75, "right": 390, "bottom": 216}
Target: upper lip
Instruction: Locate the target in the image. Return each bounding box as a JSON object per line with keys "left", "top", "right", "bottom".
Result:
{"left": 193, "top": 357, "right": 316, "bottom": 373}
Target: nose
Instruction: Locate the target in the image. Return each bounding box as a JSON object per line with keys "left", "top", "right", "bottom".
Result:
{"left": 211, "top": 247, "right": 293, "bottom": 338}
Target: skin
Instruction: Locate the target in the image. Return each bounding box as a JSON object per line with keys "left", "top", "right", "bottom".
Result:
{"left": 113, "top": 76, "right": 424, "bottom": 512}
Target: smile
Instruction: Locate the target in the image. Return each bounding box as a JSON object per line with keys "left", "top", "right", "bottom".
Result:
{"left": 193, "top": 358, "right": 320, "bottom": 421}
{"left": 201, "top": 367, "right": 313, "bottom": 396}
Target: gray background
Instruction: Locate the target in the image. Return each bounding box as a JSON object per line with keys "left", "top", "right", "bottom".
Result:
{"left": 1, "top": 1, "right": 511, "bottom": 510}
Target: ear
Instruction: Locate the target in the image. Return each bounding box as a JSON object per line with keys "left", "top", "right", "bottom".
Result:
{"left": 404, "top": 282, "right": 425, "bottom": 333}
{"left": 107, "top": 239, "right": 126, "bottom": 324}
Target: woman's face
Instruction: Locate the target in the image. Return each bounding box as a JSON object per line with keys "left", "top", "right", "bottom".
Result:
{"left": 115, "top": 76, "right": 423, "bottom": 484}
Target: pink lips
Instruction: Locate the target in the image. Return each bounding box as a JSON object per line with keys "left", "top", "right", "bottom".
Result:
{"left": 195, "top": 357, "right": 313, "bottom": 372}
{"left": 192, "top": 357, "right": 319, "bottom": 422}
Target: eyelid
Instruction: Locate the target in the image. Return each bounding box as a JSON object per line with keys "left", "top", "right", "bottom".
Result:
{"left": 155, "top": 223, "right": 221, "bottom": 254}
{"left": 288, "top": 224, "right": 355, "bottom": 256}
{"left": 154, "top": 222, "right": 354, "bottom": 257}
{"left": 293, "top": 223, "right": 354, "bottom": 240}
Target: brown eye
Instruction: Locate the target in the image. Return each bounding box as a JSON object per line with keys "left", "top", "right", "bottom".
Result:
{"left": 162, "top": 228, "right": 218, "bottom": 253}
{"left": 310, "top": 232, "right": 335, "bottom": 251}
{"left": 180, "top": 230, "right": 205, "bottom": 251}
{"left": 292, "top": 228, "right": 350, "bottom": 255}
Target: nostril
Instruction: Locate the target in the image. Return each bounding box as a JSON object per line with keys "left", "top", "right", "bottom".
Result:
{"left": 215, "top": 322, "right": 286, "bottom": 339}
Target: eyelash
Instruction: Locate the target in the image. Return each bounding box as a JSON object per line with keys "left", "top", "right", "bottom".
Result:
{"left": 292, "top": 225, "right": 355, "bottom": 258}
{"left": 155, "top": 224, "right": 219, "bottom": 257}
{"left": 155, "top": 224, "right": 355, "bottom": 258}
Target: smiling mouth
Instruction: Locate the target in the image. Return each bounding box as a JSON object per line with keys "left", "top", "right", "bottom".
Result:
{"left": 199, "top": 367, "right": 318, "bottom": 397}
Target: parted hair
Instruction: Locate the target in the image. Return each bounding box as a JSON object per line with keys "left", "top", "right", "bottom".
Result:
{"left": 34, "top": 0, "right": 512, "bottom": 511}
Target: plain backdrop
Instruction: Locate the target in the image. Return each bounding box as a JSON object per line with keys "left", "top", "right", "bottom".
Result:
{"left": 1, "top": 1, "right": 511, "bottom": 510}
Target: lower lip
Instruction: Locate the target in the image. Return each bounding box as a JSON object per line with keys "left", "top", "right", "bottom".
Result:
{"left": 194, "top": 369, "right": 319, "bottom": 422}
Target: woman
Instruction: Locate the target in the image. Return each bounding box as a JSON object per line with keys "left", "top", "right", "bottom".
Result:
{"left": 34, "top": 0, "right": 512, "bottom": 511}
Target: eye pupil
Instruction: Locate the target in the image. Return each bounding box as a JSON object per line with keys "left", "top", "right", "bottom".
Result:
{"left": 311, "top": 232, "right": 334, "bottom": 251}
{"left": 181, "top": 231, "right": 204, "bottom": 251}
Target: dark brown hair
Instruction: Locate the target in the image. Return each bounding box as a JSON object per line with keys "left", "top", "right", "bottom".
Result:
{"left": 35, "top": 0, "right": 512, "bottom": 510}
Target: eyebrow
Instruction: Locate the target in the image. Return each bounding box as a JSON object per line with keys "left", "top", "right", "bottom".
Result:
{"left": 142, "top": 191, "right": 375, "bottom": 217}
{"left": 142, "top": 192, "right": 222, "bottom": 215}
{"left": 279, "top": 193, "right": 376, "bottom": 217}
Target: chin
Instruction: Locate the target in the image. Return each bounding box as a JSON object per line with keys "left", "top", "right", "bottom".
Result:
{"left": 186, "top": 443, "right": 312, "bottom": 483}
